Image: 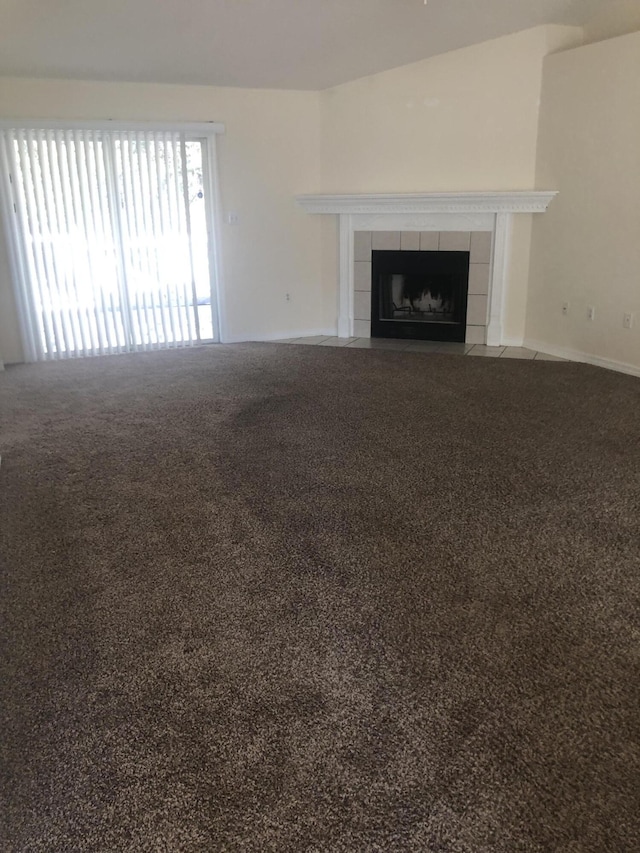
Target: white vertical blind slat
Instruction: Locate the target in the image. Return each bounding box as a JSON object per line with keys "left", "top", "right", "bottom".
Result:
{"left": 171, "top": 136, "right": 194, "bottom": 345}
{"left": 96, "top": 134, "right": 131, "bottom": 352}
{"left": 82, "top": 131, "right": 116, "bottom": 355}
{"left": 134, "top": 131, "right": 163, "bottom": 349}
{"left": 73, "top": 129, "right": 105, "bottom": 356}
{"left": 75, "top": 129, "right": 108, "bottom": 356}
{"left": 122, "top": 133, "right": 152, "bottom": 350}
{"left": 162, "top": 133, "right": 188, "bottom": 346}
{"left": 107, "top": 133, "right": 141, "bottom": 350}
{"left": 64, "top": 129, "right": 92, "bottom": 358}
{"left": 153, "top": 135, "right": 178, "bottom": 346}
{"left": 54, "top": 129, "right": 84, "bottom": 355}
{"left": 144, "top": 133, "right": 171, "bottom": 346}
{"left": 180, "top": 136, "right": 201, "bottom": 344}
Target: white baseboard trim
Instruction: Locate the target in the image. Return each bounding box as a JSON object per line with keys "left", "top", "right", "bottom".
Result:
{"left": 523, "top": 338, "right": 640, "bottom": 379}
{"left": 222, "top": 328, "right": 337, "bottom": 344}
{"left": 501, "top": 336, "right": 525, "bottom": 348}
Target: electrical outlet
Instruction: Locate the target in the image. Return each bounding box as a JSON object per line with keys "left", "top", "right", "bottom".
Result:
{"left": 562, "top": 301, "right": 570, "bottom": 316}
{"left": 623, "top": 312, "right": 634, "bottom": 330}
{"left": 227, "top": 212, "right": 239, "bottom": 225}
{"left": 587, "top": 305, "right": 595, "bottom": 322}
{"left": 285, "top": 293, "right": 291, "bottom": 302}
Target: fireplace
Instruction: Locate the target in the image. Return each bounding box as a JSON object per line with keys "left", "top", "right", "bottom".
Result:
{"left": 295, "top": 192, "right": 558, "bottom": 345}
{"left": 371, "top": 249, "right": 469, "bottom": 341}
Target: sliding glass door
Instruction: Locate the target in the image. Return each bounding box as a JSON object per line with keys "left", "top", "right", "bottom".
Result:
{"left": 0, "top": 125, "right": 221, "bottom": 360}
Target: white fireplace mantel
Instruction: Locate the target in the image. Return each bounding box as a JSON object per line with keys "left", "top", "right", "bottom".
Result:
{"left": 296, "top": 191, "right": 556, "bottom": 216}
{"left": 296, "top": 191, "right": 557, "bottom": 345}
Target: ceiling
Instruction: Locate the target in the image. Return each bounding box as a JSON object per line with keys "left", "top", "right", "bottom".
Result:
{"left": 0, "top": 0, "right": 609, "bottom": 91}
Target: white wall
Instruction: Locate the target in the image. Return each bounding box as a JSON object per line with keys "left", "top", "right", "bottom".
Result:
{"left": 526, "top": 31, "right": 640, "bottom": 374}
{"left": 0, "top": 78, "right": 323, "bottom": 362}
{"left": 319, "top": 26, "right": 582, "bottom": 344}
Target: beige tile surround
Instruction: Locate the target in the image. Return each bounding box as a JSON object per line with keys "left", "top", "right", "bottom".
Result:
{"left": 353, "top": 230, "right": 491, "bottom": 343}
{"left": 270, "top": 336, "right": 569, "bottom": 361}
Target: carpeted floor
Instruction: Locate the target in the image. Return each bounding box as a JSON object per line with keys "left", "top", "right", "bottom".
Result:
{"left": 1, "top": 344, "right": 639, "bottom": 852}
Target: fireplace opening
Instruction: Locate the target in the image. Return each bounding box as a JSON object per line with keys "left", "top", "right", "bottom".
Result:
{"left": 371, "top": 250, "right": 469, "bottom": 341}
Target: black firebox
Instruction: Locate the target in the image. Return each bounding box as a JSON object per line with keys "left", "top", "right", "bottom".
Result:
{"left": 371, "top": 250, "right": 470, "bottom": 342}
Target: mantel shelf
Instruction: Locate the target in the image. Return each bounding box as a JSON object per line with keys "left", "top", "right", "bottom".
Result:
{"left": 296, "top": 191, "right": 557, "bottom": 215}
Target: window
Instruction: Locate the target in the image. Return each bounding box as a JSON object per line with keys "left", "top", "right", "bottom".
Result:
{"left": 0, "top": 122, "right": 223, "bottom": 361}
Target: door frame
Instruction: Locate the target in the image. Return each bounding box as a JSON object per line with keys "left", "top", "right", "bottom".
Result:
{"left": 0, "top": 119, "right": 226, "bottom": 355}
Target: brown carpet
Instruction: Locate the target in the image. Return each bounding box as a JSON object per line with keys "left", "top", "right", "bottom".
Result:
{"left": 0, "top": 344, "right": 639, "bottom": 852}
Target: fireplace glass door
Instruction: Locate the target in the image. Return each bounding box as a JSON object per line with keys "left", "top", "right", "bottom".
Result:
{"left": 371, "top": 250, "right": 469, "bottom": 341}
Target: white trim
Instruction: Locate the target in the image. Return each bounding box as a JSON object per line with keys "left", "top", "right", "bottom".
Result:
{"left": 0, "top": 134, "right": 40, "bottom": 361}
{"left": 486, "top": 213, "right": 511, "bottom": 347}
{"left": 299, "top": 192, "right": 557, "bottom": 343}
{"left": 525, "top": 338, "right": 640, "bottom": 379}
{"left": 0, "top": 125, "right": 225, "bottom": 360}
{"left": 338, "top": 215, "right": 353, "bottom": 338}
{"left": 297, "top": 191, "right": 557, "bottom": 216}
{"left": 0, "top": 119, "right": 225, "bottom": 135}
{"left": 201, "top": 134, "right": 225, "bottom": 342}
{"left": 223, "top": 327, "right": 337, "bottom": 344}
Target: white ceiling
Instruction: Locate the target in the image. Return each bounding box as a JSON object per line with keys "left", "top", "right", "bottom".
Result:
{"left": 0, "top": 0, "right": 609, "bottom": 91}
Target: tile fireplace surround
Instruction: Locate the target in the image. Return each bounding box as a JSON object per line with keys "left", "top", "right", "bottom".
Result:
{"left": 297, "top": 192, "right": 557, "bottom": 346}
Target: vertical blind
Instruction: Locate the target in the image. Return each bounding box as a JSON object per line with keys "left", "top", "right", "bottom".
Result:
{"left": 0, "top": 127, "right": 216, "bottom": 361}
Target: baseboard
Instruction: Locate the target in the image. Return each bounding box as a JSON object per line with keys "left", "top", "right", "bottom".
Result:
{"left": 523, "top": 338, "right": 640, "bottom": 379}
{"left": 500, "top": 336, "right": 525, "bottom": 348}
{"left": 222, "top": 328, "right": 337, "bottom": 344}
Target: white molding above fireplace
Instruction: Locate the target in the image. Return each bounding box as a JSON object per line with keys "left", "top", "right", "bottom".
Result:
{"left": 296, "top": 192, "right": 558, "bottom": 345}
{"left": 296, "top": 191, "right": 557, "bottom": 216}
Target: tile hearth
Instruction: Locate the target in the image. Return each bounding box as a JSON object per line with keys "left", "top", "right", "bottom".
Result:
{"left": 269, "top": 337, "right": 568, "bottom": 361}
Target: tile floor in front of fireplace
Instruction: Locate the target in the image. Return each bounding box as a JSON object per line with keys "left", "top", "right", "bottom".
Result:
{"left": 270, "top": 337, "right": 568, "bottom": 361}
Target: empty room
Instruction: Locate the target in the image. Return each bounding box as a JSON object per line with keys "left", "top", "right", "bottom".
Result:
{"left": 1, "top": 1, "right": 639, "bottom": 850}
